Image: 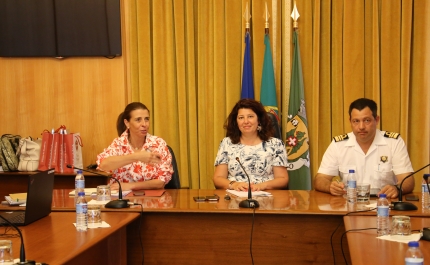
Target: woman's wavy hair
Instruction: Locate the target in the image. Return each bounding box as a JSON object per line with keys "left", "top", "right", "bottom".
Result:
{"left": 116, "top": 102, "right": 150, "bottom": 137}
{"left": 224, "top": 98, "right": 274, "bottom": 144}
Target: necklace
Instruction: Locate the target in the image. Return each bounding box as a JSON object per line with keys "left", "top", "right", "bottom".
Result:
{"left": 128, "top": 136, "right": 144, "bottom": 150}
{"left": 130, "top": 144, "right": 142, "bottom": 150}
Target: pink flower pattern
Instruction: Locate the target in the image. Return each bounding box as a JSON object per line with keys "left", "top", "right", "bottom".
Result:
{"left": 96, "top": 131, "right": 173, "bottom": 185}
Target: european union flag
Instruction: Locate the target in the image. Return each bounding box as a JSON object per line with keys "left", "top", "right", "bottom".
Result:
{"left": 241, "top": 31, "right": 254, "bottom": 99}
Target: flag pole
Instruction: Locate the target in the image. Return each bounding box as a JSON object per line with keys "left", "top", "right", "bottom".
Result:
{"left": 241, "top": 2, "right": 254, "bottom": 99}
{"left": 264, "top": 1, "right": 270, "bottom": 34}
{"left": 285, "top": 1, "right": 312, "bottom": 190}
{"left": 260, "top": 1, "right": 279, "bottom": 122}
{"left": 291, "top": 0, "right": 299, "bottom": 30}
{"left": 244, "top": 2, "right": 251, "bottom": 33}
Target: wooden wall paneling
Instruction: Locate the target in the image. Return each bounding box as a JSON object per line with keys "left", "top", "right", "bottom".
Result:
{"left": 0, "top": 0, "right": 130, "bottom": 169}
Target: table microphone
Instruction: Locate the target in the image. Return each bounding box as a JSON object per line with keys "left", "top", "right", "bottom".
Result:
{"left": 392, "top": 163, "right": 430, "bottom": 211}
{"left": 235, "top": 157, "right": 259, "bottom": 208}
{"left": 0, "top": 215, "right": 36, "bottom": 265}
{"left": 66, "top": 165, "right": 130, "bottom": 209}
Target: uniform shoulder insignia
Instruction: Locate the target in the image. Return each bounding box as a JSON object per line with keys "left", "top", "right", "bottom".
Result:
{"left": 333, "top": 134, "right": 349, "bottom": 142}
{"left": 384, "top": 131, "right": 400, "bottom": 139}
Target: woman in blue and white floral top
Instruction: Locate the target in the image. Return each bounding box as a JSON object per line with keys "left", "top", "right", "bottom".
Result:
{"left": 213, "top": 99, "right": 289, "bottom": 191}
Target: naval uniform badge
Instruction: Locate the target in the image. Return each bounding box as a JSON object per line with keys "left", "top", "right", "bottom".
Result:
{"left": 380, "top": 156, "right": 388, "bottom": 163}
{"left": 333, "top": 134, "right": 349, "bottom": 142}
{"left": 384, "top": 131, "right": 400, "bottom": 139}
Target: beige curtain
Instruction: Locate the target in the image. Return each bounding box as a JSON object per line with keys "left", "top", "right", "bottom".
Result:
{"left": 297, "top": 0, "right": 429, "bottom": 191}
{"left": 126, "top": 0, "right": 429, "bottom": 191}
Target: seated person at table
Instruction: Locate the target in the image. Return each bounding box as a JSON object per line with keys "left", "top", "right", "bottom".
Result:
{"left": 314, "top": 98, "right": 414, "bottom": 199}
{"left": 213, "top": 99, "right": 289, "bottom": 191}
{"left": 96, "top": 102, "right": 173, "bottom": 191}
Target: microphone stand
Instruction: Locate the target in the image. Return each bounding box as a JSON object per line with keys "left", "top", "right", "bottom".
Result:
{"left": 0, "top": 215, "right": 35, "bottom": 265}
{"left": 67, "top": 165, "right": 130, "bottom": 209}
{"left": 392, "top": 163, "right": 430, "bottom": 211}
{"left": 235, "top": 157, "right": 259, "bottom": 208}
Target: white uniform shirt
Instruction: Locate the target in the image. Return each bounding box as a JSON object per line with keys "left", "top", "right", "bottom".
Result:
{"left": 317, "top": 130, "right": 413, "bottom": 189}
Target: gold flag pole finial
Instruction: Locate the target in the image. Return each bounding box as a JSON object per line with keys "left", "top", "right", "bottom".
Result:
{"left": 291, "top": 1, "right": 300, "bottom": 29}
{"left": 264, "top": 2, "right": 270, "bottom": 29}
{"left": 244, "top": 2, "right": 251, "bottom": 29}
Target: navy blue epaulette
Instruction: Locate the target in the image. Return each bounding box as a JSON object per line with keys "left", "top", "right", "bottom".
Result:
{"left": 383, "top": 131, "right": 400, "bottom": 139}
{"left": 333, "top": 134, "right": 349, "bottom": 142}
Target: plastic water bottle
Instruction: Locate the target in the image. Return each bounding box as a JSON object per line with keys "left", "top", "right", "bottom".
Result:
{"left": 75, "top": 170, "right": 85, "bottom": 204}
{"left": 347, "top": 169, "right": 357, "bottom": 203}
{"left": 376, "top": 193, "right": 390, "bottom": 237}
{"left": 405, "top": 241, "right": 423, "bottom": 264}
{"left": 76, "top": 191, "right": 88, "bottom": 231}
{"left": 422, "top": 175, "right": 430, "bottom": 210}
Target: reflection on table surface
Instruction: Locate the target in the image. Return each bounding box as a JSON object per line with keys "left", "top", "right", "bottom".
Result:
{"left": 316, "top": 195, "right": 378, "bottom": 212}
{"left": 51, "top": 189, "right": 176, "bottom": 210}
{"left": 50, "top": 189, "right": 313, "bottom": 212}
{"left": 2, "top": 188, "right": 423, "bottom": 215}
{"left": 314, "top": 191, "right": 427, "bottom": 216}
{"left": 214, "top": 190, "right": 310, "bottom": 210}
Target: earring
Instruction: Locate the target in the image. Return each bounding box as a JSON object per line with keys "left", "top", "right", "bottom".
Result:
{"left": 257, "top": 124, "right": 262, "bottom": 132}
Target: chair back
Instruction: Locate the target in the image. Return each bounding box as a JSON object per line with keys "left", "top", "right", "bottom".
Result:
{"left": 267, "top": 113, "right": 289, "bottom": 189}
{"left": 165, "top": 145, "right": 181, "bottom": 189}
{"left": 267, "top": 112, "right": 282, "bottom": 140}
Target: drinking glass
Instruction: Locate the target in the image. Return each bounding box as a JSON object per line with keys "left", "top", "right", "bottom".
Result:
{"left": 357, "top": 183, "right": 371, "bottom": 202}
{"left": 87, "top": 204, "right": 102, "bottom": 224}
{"left": 97, "top": 185, "right": 111, "bottom": 201}
{"left": 391, "top": 215, "right": 411, "bottom": 236}
{"left": 0, "top": 240, "right": 13, "bottom": 263}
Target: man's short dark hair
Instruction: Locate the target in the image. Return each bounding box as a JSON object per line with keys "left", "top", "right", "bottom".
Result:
{"left": 349, "top": 98, "right": 378, "bottom": 119}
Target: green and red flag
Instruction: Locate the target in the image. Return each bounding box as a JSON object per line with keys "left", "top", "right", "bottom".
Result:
{"left": 285, "top": 30, "right": 311, "bottom": 190}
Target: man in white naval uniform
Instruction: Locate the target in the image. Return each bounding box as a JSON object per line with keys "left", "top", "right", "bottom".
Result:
{"left": 315, "top": 98, "right": 414, "bottom": 199}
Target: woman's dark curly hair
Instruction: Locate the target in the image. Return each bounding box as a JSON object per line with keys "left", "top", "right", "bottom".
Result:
{"left": 224, "top": 98, "right": 274, "bottom": 144}
{"left": 116, "top": 102, "right": 150, "bottom": 137}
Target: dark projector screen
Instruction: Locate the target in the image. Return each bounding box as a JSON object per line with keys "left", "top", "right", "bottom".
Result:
{"left": 0, "top": 0, "right": 122, "bottom": 57}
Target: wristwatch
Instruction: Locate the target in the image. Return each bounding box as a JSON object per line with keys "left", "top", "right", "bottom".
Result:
{"left": 229, "top": 181, "right": 236, "bottom": 190}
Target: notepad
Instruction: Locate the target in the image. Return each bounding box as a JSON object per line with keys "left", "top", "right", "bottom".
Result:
{"left": 68, "top": 188, "right": 131, "bottom": 197}
{"left": 226, "top": 189, "right": 272, "bottom": 198}
{"left": 9, "top": 193, "right": 27, "bottom": 202}
{"left": 69, "top": 188, "right": 97, "bottom": 196}
{"left": 5, "top": 195, "right": 26, "bottom": 205}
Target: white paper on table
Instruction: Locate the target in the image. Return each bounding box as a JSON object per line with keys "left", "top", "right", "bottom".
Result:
{"left": 69, "top": 188, "right": 97, "bottom": 196}
{"left": 69, "top": 188, "right": 132, "bottom": 197}
{"left": 365, "top": 202, "right": 377, "bottom": 209}
{"left": 87, "top": 199, "right": 110, "bottom": 205}
{"left": 377, "top": 233, "right": 421, "bottom": 243}
{"left": 73, "top": 221, "right": 111, "bottom": 228}
{"left": 110, "top": 190, "right": 132, "bottom": 197}
{"left": 226, "top": 189, "right": 272, "bottom": 198}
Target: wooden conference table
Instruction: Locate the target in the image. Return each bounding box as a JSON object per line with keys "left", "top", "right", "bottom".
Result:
{"left": 49, "top": 189, "right": 426, "bottom": 264}
{"left": 4, "top": 212, "right": 139, "bottom": 265}
{"left": 1, "top": 189, "right": 428, "bottom": 264}
{"left": 344, "top": 216, "right": 430, "bottom": 265}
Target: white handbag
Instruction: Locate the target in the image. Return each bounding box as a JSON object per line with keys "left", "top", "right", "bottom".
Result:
{"left": 17, "top": 137, "right": 42, "bottom": 171}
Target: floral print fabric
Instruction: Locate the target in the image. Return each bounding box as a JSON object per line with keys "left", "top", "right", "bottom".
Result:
{"left": 214, "top": 137, "right": 288, "bottom": 184}
{"left": 96, "top": 131, "right": 173, "bottom": 184}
